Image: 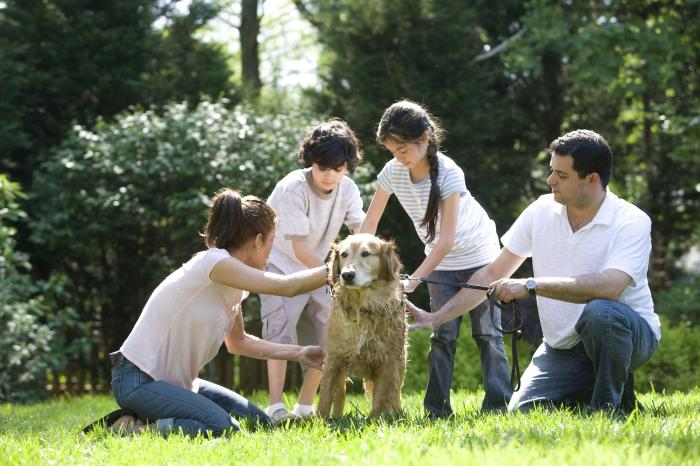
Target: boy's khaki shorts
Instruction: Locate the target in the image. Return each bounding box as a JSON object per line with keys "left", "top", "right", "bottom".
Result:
{"left": 260, "top": 264, "right": 331, "bottom": 355}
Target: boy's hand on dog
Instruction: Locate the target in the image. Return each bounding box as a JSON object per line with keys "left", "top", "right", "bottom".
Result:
{"left": 403, "top": 298, "right": 433, "bottom": 331}
{"left": 297, "top": 346, "right": 326, "bottom": 371}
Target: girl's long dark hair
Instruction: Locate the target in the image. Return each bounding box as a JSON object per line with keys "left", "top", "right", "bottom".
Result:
{"left": 377, "top": 100, "right": 444, "bottom": 243}
{"left": 202, "top": 188, "right": 276, "bottom": 251}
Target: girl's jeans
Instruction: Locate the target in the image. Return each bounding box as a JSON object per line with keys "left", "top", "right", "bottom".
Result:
{"left": 110, "top": 353, "right": 270, "bottom": 437}
{"left": 424, "top": 267, "right": 513, "bottom": 416}
{"left": 508, "top": 299, "right": 658, "bottom": 411}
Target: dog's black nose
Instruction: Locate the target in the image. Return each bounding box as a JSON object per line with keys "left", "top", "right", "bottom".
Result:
{"left": 341, "top": 271, "right": 355, "bottom": 283}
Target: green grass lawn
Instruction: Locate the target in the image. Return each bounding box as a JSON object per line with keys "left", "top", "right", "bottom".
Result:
{"left": 1, "top": 389, "right": 699, "bottom": 465}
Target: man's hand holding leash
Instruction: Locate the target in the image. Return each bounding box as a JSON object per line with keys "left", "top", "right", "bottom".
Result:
{"left": 487, "top": 278, "right": 530, "bottom": 303}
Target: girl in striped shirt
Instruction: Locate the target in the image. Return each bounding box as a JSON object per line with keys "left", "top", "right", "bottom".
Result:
{"left": 360, "top": 100, "right": 512, "bottom": 416}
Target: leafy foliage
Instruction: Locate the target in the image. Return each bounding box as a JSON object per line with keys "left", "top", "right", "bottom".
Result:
{"left": 0, "top": 0, "right": 236, "bottom": 186}
{"left": 0, "top": 175, "right": 86, "bottom": 402}
{"left": 296, "top": 0, "right": 700, "bottom": 288}
{"left": 0, "top": 175, "right": 49, "bottom": 402}
{"left": 509, "top": 0, "right": 700, "bottom": 287}
{"left": 29, "top": 100, "right": 328, "bottom": 374}
{"left": 636, "top": 316, "right": 700, "bottom": 393}
{"left": 297, "top": 0, "right": 543, "bottom": 272}
{"left": 653, "top": 275, "right": 700, "bottom": 328}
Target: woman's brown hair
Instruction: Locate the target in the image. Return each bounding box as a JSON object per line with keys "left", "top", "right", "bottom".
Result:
{"left": 202, "top": 188, "right": 277, "bottom": 251}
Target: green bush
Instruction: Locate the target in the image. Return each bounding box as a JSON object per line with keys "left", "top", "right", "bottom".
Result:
{"left": 0, "top": 175, "right": 86, "bottom": 402}
{"left": 29, "top": 100, "right": 341, "bottom": 370}
{"left": 653, "top": 275, "right": 700, "bottom": 327}
{"left": 0, "top": 175, "right": 51, "bottom": 402}
{"left": 629, "top": 277, "right": 700, "bottom": 393}
{"left": 636, "top": 316, "right": 700, "bottom": 393}
{"left": 0, "top": 300, "right": 53, "bottom": 403}
{"left": 404, "top": 326, "right": 484, "bottom": 393}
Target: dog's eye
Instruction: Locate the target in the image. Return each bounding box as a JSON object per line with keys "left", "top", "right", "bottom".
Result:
{"left": 361, "top": 251, "right": 372, "bottom": 257}
{"left": 341, "top": 251, "right": 348, "bottom": 258}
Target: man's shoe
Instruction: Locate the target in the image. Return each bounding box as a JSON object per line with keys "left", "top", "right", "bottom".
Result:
{"left": 270, "top": 408, "right": 302, "bottom": 425}
{"left": 108, "top": 415, "right": 140, "bottom": 435}
{"left": 620, "top": 372, "right": 644, "bottom": 413}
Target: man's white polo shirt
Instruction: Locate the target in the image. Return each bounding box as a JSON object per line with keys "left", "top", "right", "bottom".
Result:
{"left": 501, "top": 190, "right": 661, "bottom": 349}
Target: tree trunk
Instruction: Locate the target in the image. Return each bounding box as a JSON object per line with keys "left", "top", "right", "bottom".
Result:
{"left": 240, "top": 0, "right": 262, "bottom": 99}
{"left": 541, "top": 48, "right": 564, "bottom": 143}
{"left": 642, "top": 88, "right": 670, "bottom": 290}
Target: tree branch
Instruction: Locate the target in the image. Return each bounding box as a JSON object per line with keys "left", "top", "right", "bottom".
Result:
{"left": 470, "top": 26, "right": 527, "bottom": 63}
{"left": 291, "top": 0, "right": 322, "bottom": 29}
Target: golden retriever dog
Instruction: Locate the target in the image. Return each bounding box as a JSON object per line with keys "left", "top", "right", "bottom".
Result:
{"left": 318, "top": 233, "right": 407, "bottom": 418}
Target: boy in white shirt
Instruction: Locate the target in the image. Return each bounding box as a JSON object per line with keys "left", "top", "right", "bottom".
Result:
{"left": 261, "top": 119, "right": 365, "bottom": 423}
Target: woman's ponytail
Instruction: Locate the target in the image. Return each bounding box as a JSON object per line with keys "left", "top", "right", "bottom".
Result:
{"left": 203, "top": 189, "right": 276, "bottom": 251}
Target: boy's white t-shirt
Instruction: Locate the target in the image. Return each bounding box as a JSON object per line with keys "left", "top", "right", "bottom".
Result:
{"left": 501, "top": 191, "right": 661, "bottom": 349}
{"left": 120, "top": 248, "right": 245, "bottom": 391}
{"left": 267, "top": 168, "right": 365, "bottom": 274}
{"left": 377, "top": 152, "right": 500, "bottom": 270}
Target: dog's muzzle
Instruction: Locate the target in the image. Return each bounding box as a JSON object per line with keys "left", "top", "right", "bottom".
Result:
{"left": 340, "top": 269, "right": 372, "bottom": 288}
{"left": 341, "top": 270, "right": 356, "bottom": 284}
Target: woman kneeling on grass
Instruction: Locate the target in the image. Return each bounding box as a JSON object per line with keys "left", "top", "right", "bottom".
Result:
{"left": 108, "top": 188, "right": 328, "bottom": 437}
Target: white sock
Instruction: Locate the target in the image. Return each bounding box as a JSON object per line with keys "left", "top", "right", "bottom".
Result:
{"left": 293, "top": 403, "right": 315, "bottom": 416}
{"left": 266, "top": 402, "right": 286, "bottom": 416}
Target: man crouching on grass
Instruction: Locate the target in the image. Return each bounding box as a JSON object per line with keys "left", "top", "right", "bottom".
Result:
{"left": 406, "top": 130, "right": 660, "bottom": 413}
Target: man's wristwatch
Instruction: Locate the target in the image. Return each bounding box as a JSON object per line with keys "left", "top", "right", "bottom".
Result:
{"left": 525, "top": 278, "right": 537, "bottom": 296}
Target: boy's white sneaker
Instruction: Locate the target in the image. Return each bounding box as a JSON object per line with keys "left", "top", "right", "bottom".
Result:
{"left": 292, "top": 405, "right": 315, "bottom": 418}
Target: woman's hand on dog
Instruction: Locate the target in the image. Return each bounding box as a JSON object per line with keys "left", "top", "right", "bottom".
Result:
{"left": 403, "top": 298, "right": 434, "bottom": 331}
{"left": 297, "top": 346, "right": 326, "bottom": 371}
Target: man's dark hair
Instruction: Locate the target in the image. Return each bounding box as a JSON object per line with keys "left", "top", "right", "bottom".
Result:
{"left": 298, "top": 118, "right": 362, "bottom": 173}
{"left": 549, "top": 129, "right": 613, "bottom": 188}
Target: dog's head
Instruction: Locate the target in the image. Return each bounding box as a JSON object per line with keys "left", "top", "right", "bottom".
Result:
{"left": 329, "top": 234, "right": 402, "bottom": 288}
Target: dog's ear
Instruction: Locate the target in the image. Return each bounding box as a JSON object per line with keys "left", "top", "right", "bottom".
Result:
{"left": 330, "top": 243, "right": 341, "bottom": 285}
{"left": 379, "top": 240, "right": 402, "bottom": 282}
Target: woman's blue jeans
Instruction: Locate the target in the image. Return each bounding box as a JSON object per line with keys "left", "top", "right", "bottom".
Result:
{"left": 424, "top": 267, "right": 513, "bottom": 416}
{"left": 508, "top": 299, "right": 658, "bottom": 412}
{"left": 110, "top": 353, "right": 270, "bottom": 437}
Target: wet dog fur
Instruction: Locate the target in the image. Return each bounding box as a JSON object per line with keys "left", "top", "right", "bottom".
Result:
{"left": 318, "top": 233, "right": 407, "bottom": 418}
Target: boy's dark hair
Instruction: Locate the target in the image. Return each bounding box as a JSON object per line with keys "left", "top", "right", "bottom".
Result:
{"left": 298, "top": 118, "right": 363, "bottom": 173}
{"left": 377, "top": 100, "right": 445, "bottom": 243}
{"left": 549, "top": 129, "right": 613, "bottom": 188}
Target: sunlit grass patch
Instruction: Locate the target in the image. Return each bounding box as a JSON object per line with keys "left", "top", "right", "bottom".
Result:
{"left": 1, "top": 389, "right": 699, "bottom": 465}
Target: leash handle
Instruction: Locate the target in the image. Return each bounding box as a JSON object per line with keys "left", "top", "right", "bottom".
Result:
{"left": 488, "top": 299, "right": 523, "bottom": 391}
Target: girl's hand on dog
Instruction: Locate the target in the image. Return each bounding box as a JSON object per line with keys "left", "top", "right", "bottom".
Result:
{"left": 403, "top": 298, "right": 434, "bottom": 331}
{"left": 297, "top": 346, "right": 326, "bottom": 371}
{"left": 402, "top": 278, "right": 420, "bottom": 293}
